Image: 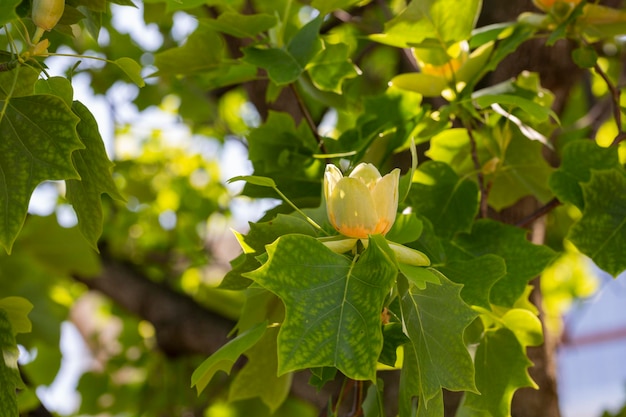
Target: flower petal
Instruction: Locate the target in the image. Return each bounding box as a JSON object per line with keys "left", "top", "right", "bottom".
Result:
{"left": 328, "top": 177, "right": 379, "bottom": 238}
{"left": 324, "top": 164, "right": 344, "bottom": 202}
{"left": 349, "top": 163, "right": 382, "bottom": 189}
{"left": 371, "top": 168, "right": 400, "bottom": 235}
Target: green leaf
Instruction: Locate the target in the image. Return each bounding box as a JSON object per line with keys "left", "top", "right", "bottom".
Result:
{"left": 309, "top": 367, "right": 338, "bottom": 390}
{"left": 389, "top": 73, "right": 448, "bottom": 98}
{"left": 34, "top": 77, "right": 74, "bottom": 108}
{"left": 488, "top": 131, "right": 554, "bottom": 211}
{"left": 549, "top": 140, "right": 620, "bottom": 209}
{"left": 379, "top": 323, "right": 409, "bottom": 367}
{"left": 243, "top": 111, "right": 320, "bottom": 202}
{"left": 191, "top": 321, "right": 267, "bottom": 394}
{"left": 460, "top": 328, "right": 536, "bottom": 417}
{"left": 113, "top": 57, "right": 145, "bottom": 87}
{"left": 363, "top": 380, "right": 385, "bottom": 417}
{"left": 572, "top": 45, "right": 598, "bottom": 68}
{"left": 407, "top": 161, "right": 479, "bottom": 239}
{"left": 0, "top": 64, "right": 40, "bottom": 99}
{"left": 386, "top": 213, "right": 424, "bottom": 245}
{"left": 568, "top": 169, "right": 626, "bottom": 277}
{"left": 452, "top": 219, "right": 556, "bottom": 307}
{"left": 399, "top": 265, "right": 441, "bottom": 290}
{"left": 228, "top": 175, "right": 276, "bottom": 188}
{"left": 0, "top": 95, "right": 82, "bottom": 253}
{"left": 0, "top": 0, "right": 20, "bottom": 26}
{"left": 65, "top": 101, "right": 124, "bottom": 249}
{"left": 287, "top": 16, "right": 324, "bottom": 69}
{"left": 229, "top": 327, "right": 292, "bottom": 413}
{"left": 370, "top": 0, "right": 482, "bottom": 48}
{"left": 220, "top": 215, "right": 317, "bottom": 290}
{"left": 438, "top": 255, "right": 506, "bottom": 309}
{"left": 242, "top": 47, "right": 303, "bottom": 86}
{"left": 0, "top": 297, "right": 33, "bottom": 334}
{"left": 501, "top": 308, "right": 543, "bottom": 347}
{"left": 245, "top": 234, "right": 397, "bottom": 380}
{"left": 398, "top": 274, "right": 478, "bottom": 408}
{"left": 203, "top": 12, "right": 277, "bottom": 38}
{"left": 311, "top": 0, "right": 363, "bottom": 15}
{"left": 153, "top": 23, "right": 223, "bottom": 75}
{"left": 473, "top": 94, "right": 551, "bottom": 122}
{"left": 0, "top": 310, "right": 22, "bottom": 417}
{"left": 307, "top": 42, "right": 360, "bottom": 93}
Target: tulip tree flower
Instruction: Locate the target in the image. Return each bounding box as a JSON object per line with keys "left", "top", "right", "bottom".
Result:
{"left": 322, "top": 163, "right": 430, "bottom": 267}
{"left": 324, "top": 163, "right": 400, "bottom": 239}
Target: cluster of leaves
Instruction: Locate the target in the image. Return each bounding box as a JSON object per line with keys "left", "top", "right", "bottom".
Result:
{"left": 1, "top": 0, "right": 626, "bottom": 416}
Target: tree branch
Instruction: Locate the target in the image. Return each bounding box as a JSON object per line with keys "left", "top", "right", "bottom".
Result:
{"left": 74, "top": 258, "right": 234, "bottom": 357}
{"left": 73, "top": 257, "right": 369, "bottom": 412}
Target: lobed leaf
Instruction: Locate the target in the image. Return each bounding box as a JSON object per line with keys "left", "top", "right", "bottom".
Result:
{"left": 549, "top": 140, "right": 620, "bottom": 209}
{"left": 408, "top": 161, "right": 479, "bottom": 239}
{"left": 0, "top": 95, "right": 83, "bottom": 253}
{"left": 398, "top": 274, "right": 478, "bottom": 409}
{"left": 568, "top": 169, "right": 626, "bottom": 277}
{"left": 191, "top": 321, "right": 267, "bottom": 394}
{"left": 245, "top": 234, "right": 397, "bottom": 380}
{"left": 460, "top": 328, "right": 536, "bottom": 417}
{"left": 65, "top": 101, "right": 125, "bottom": 250}
{"left": 452, "top": 219, "right": 556, "bottom": 307}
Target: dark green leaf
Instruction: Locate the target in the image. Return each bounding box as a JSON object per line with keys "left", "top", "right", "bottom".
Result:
{"left": 452, "top": 219, "right": 556, "bottom": 307}
{"left": 191, "top": 321, "right": 267, "bottom": 394}
{"left": 549, "top": 139, "right": 620, "bottom": 209}
{"left": 245, "top": 234, "right": 397, "bottom": 380}
{"left": 569, "top": 169, "right": 626, "bottom": 277}
{"left": 460, "top": 328, "right": 536, "bottom": 417}
{"left": 202, "top": 13, "right": 277, "bottom": 38}
{"left": 0, "top": 95, "right": 82, "bottom": 253}
{"left": 287, "top": 16, "right": 323, "bottom": 69}
{"left": 438, "top": 255, "right": 506, "bottom": 309}
{"left": 398, "top": 274, "right": 478, "bottom": 408}
{"left": 220, "top": 215, "right": 317, "bottom": 290}
{"left": 153, "top": 23, "right": 223, "bottom": 75}
{"left": 242, "top": 47, "right": 302, "bottom": 86}
{"left": 0, "top": 0, "right": 20, "bottom": 26}
{"left": 488, "top": 131, "right": 554, "bottom": 211}
{"left": 407, "top": 161, "right": 479, "bottom": 239}
{"left": 34, "top": 77, "right": 74, "bottom": 108}
{"left": 229, "top": 327, "right": 292, "bottom": 413}
{"left": 0, "top": 64, "right": 40, "bottom": 99}
{"left": 65, "top": 101, "right": 124, "bottom": 250}
{"left": 309, "top": 367, "right": 338, "bottom": 390}
{"left": 311, "top": 0, "right": 363, "bottom": 15}
{"left": 572, "top": 45, "right": 598, "bottom": 68}
{"left": 0, "top": 310, "right": 21, "bottom": 417}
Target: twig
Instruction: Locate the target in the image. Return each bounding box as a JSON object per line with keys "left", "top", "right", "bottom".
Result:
{"left": 465, "top": 121, "right": 489, "bottom": 218}
{"left": 515, "top": 197, "right": 561, "bottom": 228}
{"left": 592, "top": 60, "right": 624, "bottom": 146}
{"left": 289, "top": 83, "right": 328, "bottom": 155}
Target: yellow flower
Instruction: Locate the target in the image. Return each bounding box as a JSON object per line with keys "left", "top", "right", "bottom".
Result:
{"left": 324, "top": 163, "right": 400, "bottom": 239}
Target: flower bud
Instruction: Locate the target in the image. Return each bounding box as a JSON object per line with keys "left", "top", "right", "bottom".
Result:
{"left": 32, "top": 0, "right": 65, "bottom": 32}
{"left": 324, "top": 163, "right": 400, "bottom": 239}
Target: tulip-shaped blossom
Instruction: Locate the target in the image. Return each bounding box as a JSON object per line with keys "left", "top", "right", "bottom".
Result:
{"left": 324, "top": 163, "right": 401, "bottom": 239}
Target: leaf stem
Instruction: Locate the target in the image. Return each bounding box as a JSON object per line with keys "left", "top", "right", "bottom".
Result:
{"left": 271, "top": 185, "right": 327, "bottom": 233}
